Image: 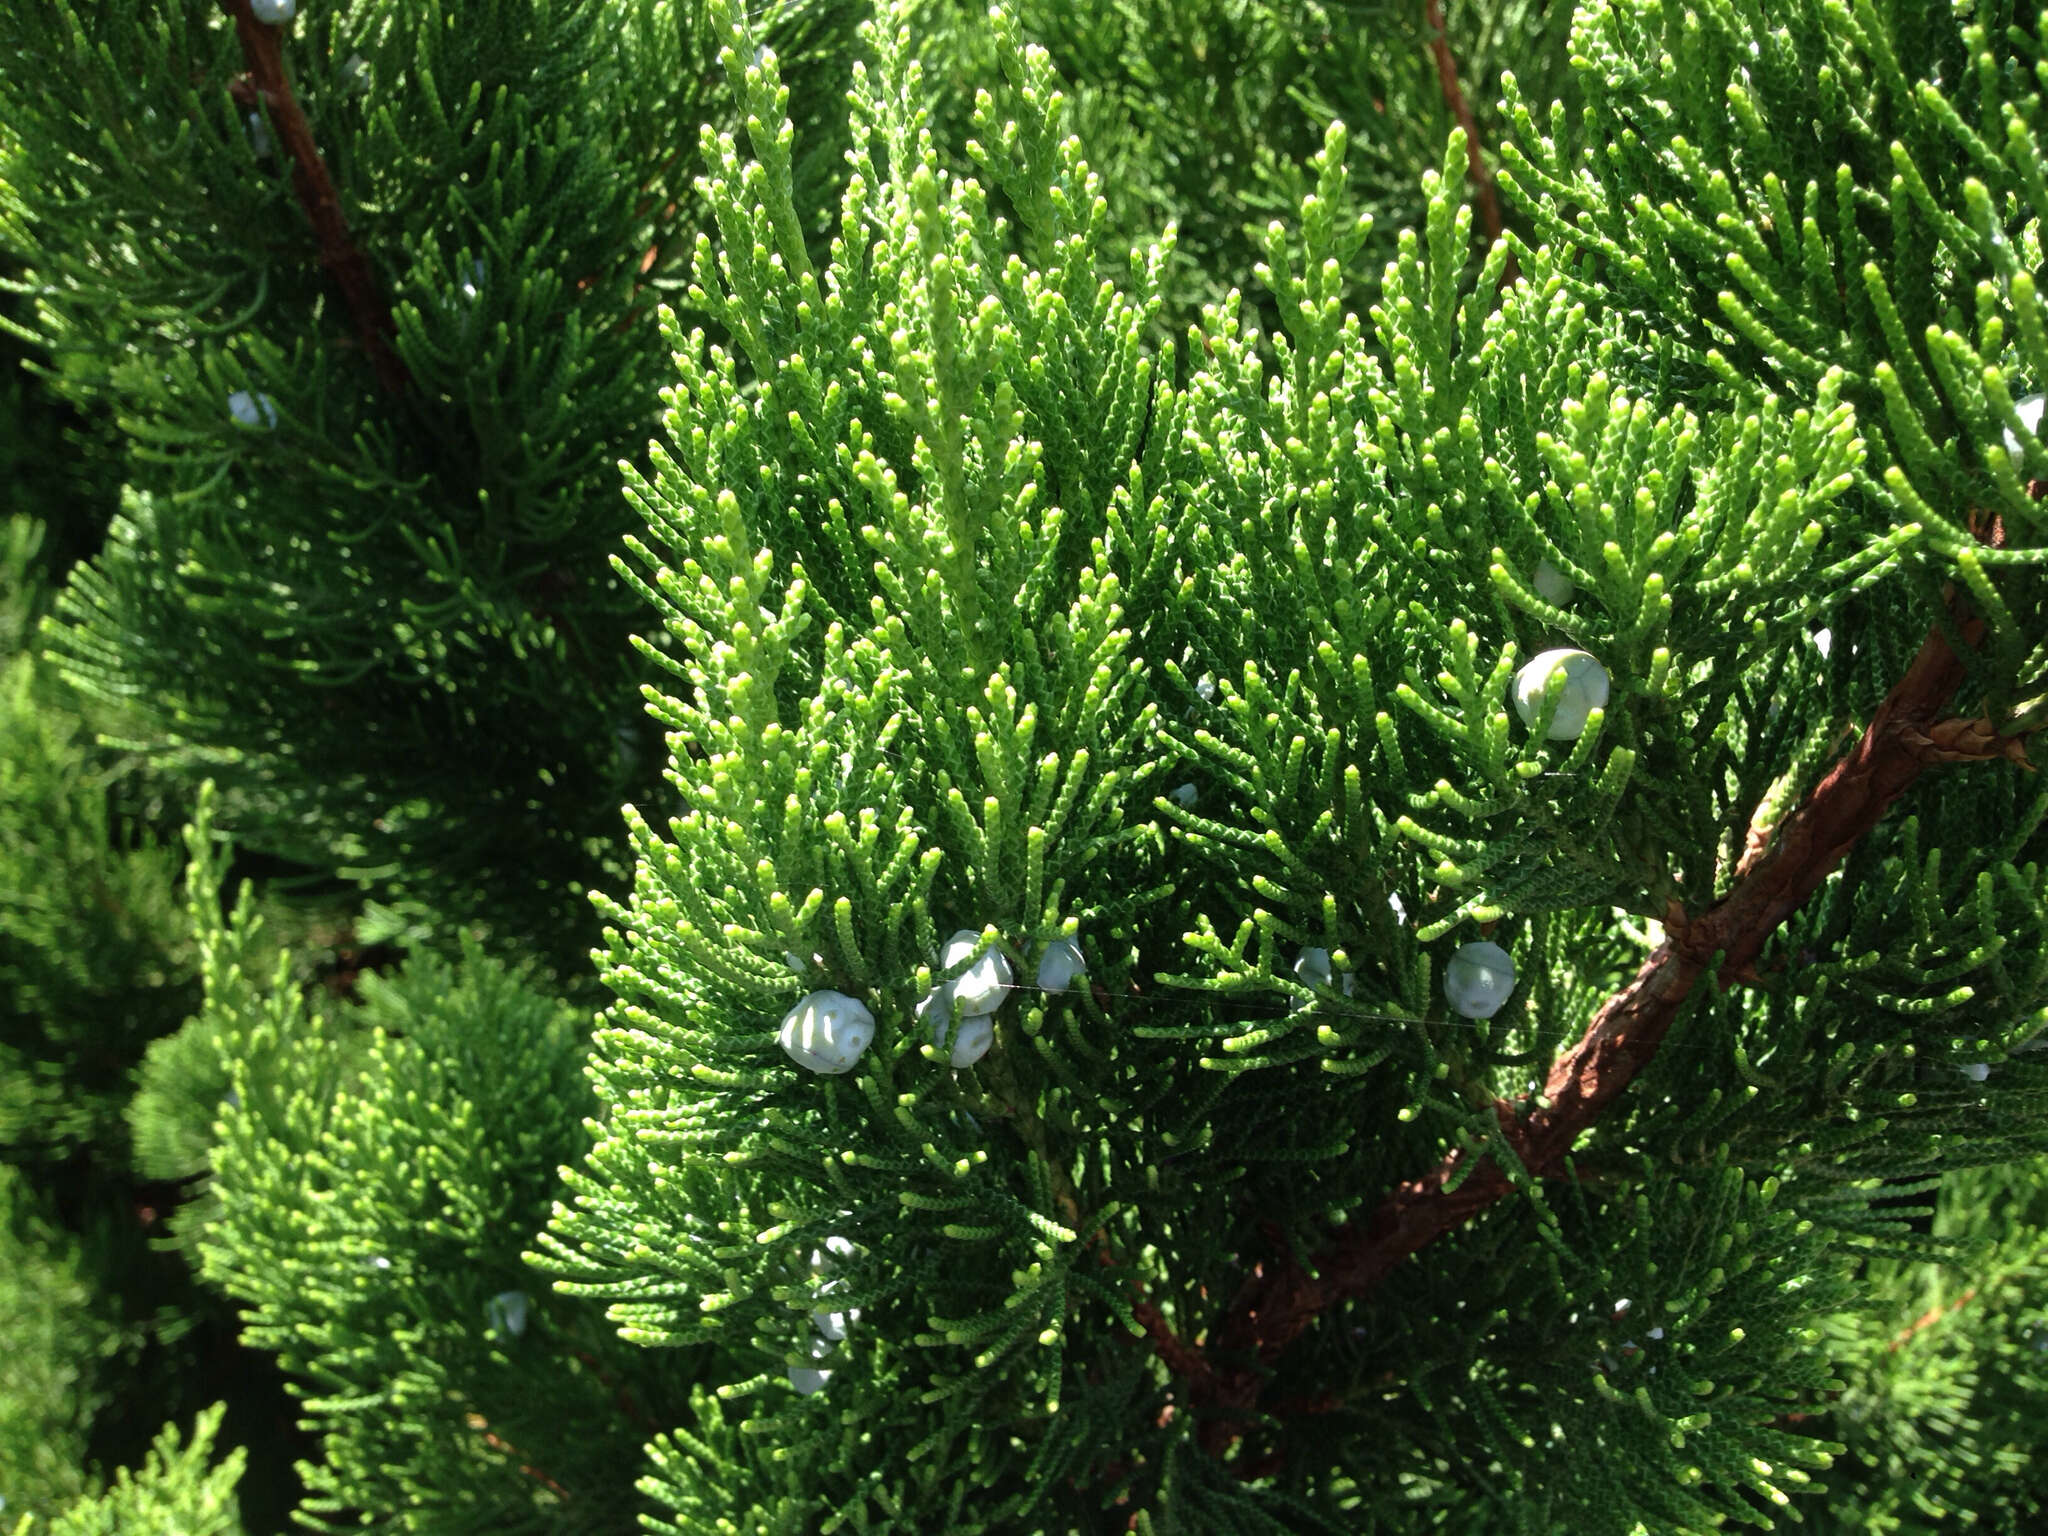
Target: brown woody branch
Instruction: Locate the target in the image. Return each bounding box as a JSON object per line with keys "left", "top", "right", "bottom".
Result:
{"left": 1189, "top": 584, "right": 2013, "bottom": 1460}
{"left": 222, "top": 2, "right": 408, "bottom": 394}
{"left": 1423, "top": 0, "right": 1505, "bottom": 251}
{"left": 464, "top": 1413, "right": 571, "bottom": 1500}
{"left": 1888, "top": 1286, "right": 1978, "bottom": 1352}
{"left": 1009, "top": 996, "right": 1215, "bottom": 1393}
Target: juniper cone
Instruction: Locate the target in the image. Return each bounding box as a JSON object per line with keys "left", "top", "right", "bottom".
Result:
{"left": 6, "top": 0, "right": 2048, "bottom": 1531}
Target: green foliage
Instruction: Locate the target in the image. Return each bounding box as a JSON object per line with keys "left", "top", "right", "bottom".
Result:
{"left": 1498, "top": 0, "right": 2048, "bottom": 713}
{"left": 533, "top": 0, "right": 2048, "bottom": 1529}
{"left": 123, "top": 781, "right": 353, "bottom": 1256}
{"left": 160, "top": 783, "right": 700, "bottom": 1531}
{"left": 9, "top": 1403, "right": 248, "bottom": 1536}
{"left": 0, "top": 1164, "right": 129, "bottom": 1524}
{"left": 0, "top": 514, "right": 303, "bottom": 1532}
{"left": 0, "top": 154, "right": 124, "bottom": 583}
{"left": 1795, "top": 1155, "right": 2048, "bottom": 1532}
{"left": 1159, "top": 135, "right": 1862, "bottom": 1041}
{"left": 0, "top": 514, "right": 199, "bottom": 1166}
{"left": 0, "top": 1158, "right": 269, "bottom": 1533}
{"left": 12, "top": 0, "right": 2048, "bottom": 1529}
{"left": 921, "top": 0, "right": 1582, "bottom": 341}
{"left": 534, "top": 6, "right": 1197, "bottom": 1524}
{"left": 0, "top": 0, "right": 868, "bottom": 986}
{"left": 1304, "top": 1161, "right": 1855, "bottom": 1531}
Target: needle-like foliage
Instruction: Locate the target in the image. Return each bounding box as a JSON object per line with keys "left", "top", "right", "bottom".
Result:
{"left": 13, "top": 0, "right": 2048, "bottom": 1530}
{"left": 536, "top": 1, "right": 2048, "bottom": 1528}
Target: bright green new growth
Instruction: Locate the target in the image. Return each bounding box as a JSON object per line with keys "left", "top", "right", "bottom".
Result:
{"left": 155, "top": 783, "right": 702, "bottom": 1533}
{"left": 5, "top": 1404, "right": 247, "bottom": 1536}
{"left": 537, "top": 0, "right": 2048, "bottom": 1528}
{"left": 537, "top": 5, "right": 1198, "bottom": 1525}
{"left": 1500, "top": 0, "right": 2048, "bottom": 704}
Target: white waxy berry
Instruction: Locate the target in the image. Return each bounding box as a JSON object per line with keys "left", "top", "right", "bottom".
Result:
{"left": 1533, "top": 558, "right": 1575, "bottom": 606}
{"left": 1036, "top": 937, "right": 1086, "bottom": 993}
{"left": 1962, "top": 1062, "right": 1991, "bottom": 1082}
{"left": 251, "top": 0, "right": 296, "bottom": 22}
{"left": 228, "top": 390, "right": 278, "bottom": 429}
{"left": 1513, "top": 648, "right": 1610, "bottom": 741}
{"left": 946, "top": 1015, "right": 994, "bottom": 1068}
{"left": 1168, "top": 782, "right": 1199, "bottom": 808}
{"left": 813, "top": 1305, "right": 859, "bottom": 1342}
{"left": 2004, "top": 393, "right": 2046, "bottom": 463}
{"left": 788, "top": 1333, "right": 835, "bottom": 1394}
{"left": 810, "top": 1235, "right": 856, "bottom": 1272}
{"left": 1445, "top": 940, "right": 1516, "bottom": 1019}
{"left": 923, "top": 981, "right": 991, "bottom": 1066}
{"left": 777, "top": 990, "right": 874, "bottom": 1075}
{"left": 1295, "top": 948, "right": 1333, "bottom": 990}
{"left": 485, "top": 1290, "right": 530, "bottom": 1338}
{"left": 340, "top": 53, "right": 370, "bottom": 91}
{"left": 1291, "top": 947, "right": 1353, "bottom": 1011}
{"left": 1814, "top": 628, "right": 1833, "bottom": 660}
{"left": 1196, "top": 674, "right": 1216, "bottom": 703}
{"left": 942, "top": 930, "right": 1012, "bottom": 1017}
{"left": 245, "top": 111, "right": 272, "bottom": 157}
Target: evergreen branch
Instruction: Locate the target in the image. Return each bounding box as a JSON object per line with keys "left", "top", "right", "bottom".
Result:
{"left": 1191, "top": 552, "right": 2016, "bottom": 1462}
{"left": 1886, "top": 1286, "right": 1977, "bottom": 1353}
{"left": 1422, "top": 0, "right": 1503, "bottom": 251}
{"left": 219, "top": 0, "right": 407, "bottom": 394}
{"left": 999, "top": 1005, "right": 1214, "bottom": 1391}
{"left": 1122, "top": 1262, "right": 1213, "bottom": 1391}
{"left": 463, "top": 1412, "right": 571, "bottom": 1501}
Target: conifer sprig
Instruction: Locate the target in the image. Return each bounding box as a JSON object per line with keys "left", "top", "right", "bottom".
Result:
{"left": 1497, "top": 0, "right": 2048, "bottom": 689}
{"left": 220, "top": 0, "right": 406, "bottom": 393}
{"left": 474, "top": 0, "right": 2048, "bottom": 1525}
{"left": 1185, "top": 303, "right": 2040, "bottom": 1475}
{"left": 1422, "top": 0, "right": 1505, "bottom": 250}
{"left": 541, "top": 18, "right": 1194, "bottom": 1515}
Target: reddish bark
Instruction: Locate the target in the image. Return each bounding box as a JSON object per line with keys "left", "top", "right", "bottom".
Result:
{"left": 1186, "top": 589, "right": 2010, "bottom": 1458}
{"left": 1889, "top": 1287, "right": 1978, "bottom": 1352}
{"left": 222, "top": 2, "right": 408, "bottom": 393}
{"left": 1423, "top": 0, "right": 1506, "bottom": 251}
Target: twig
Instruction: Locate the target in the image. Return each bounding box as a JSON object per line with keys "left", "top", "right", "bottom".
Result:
{"left": 221, "top": 2, "right": 407, "bottom": 394}
{"left": 998, "top": 1006, "right": 1213, "bottom": 1391}
{"left": 1190, "top": 571, "right": 2013, "bottom": 1459}
{"left": 1889, "top": 1287, "right": 1978, "bottom": 1352}
{"left": 1423, "top": 0, "right": 1505, "bottom": 251}
{"left": 464, "top": 1413, "right": 570, "bottom": 1500}
{"left": 1122, "top": 1261, "right": 1215, "bottom": 1389}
